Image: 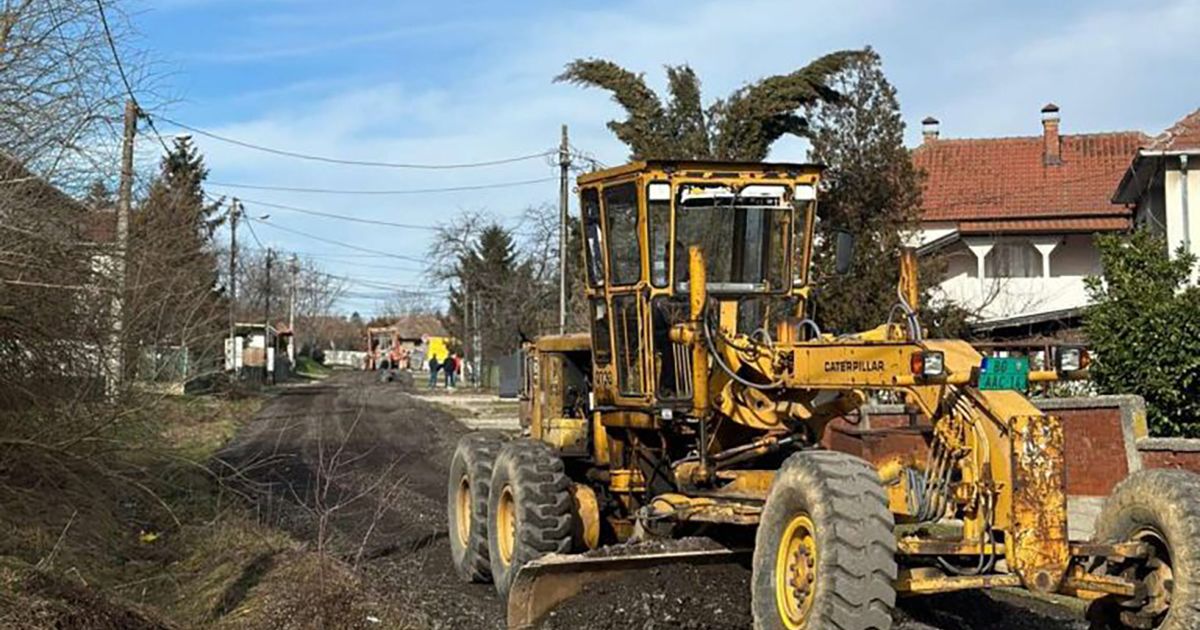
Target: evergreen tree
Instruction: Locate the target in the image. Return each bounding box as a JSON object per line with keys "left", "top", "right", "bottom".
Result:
{"left": 1085, "top": 230, "right": 1200, "bottom": 437}
{"left": 557, "top": 50, "right": 862, "bottom": 160}
{"left": 443, "top": 223, "right": 544, "bottom": 366}
{"left": 84, "top": 179, "right": 113, "bottom": 210}
{"left": 126, "top": 136, "right": 225, "bottom": 373}
{"left": 804, "top": 49, "right": 955, "bottom": 335}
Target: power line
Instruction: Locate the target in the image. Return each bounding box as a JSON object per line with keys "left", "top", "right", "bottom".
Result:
{"left": 242, "top": 214, "right": 266, "bottom": 250}
{"left": 236, "top": 197, "right": 438, "bottom": 231}
{"left": 308, "top": 268, "right": 441, "bottom": 291}
{"left": 207, "top": 175, "right": 557, "bottom": 196}
{"left": 299, "top": 255, "right": 425, "bottom": 273}
{"left": 154, "top": 114, "right": 555, "bottom": 170}
{"left": 247, "top": 217, "right": 426, "bottom": 264}
{"left": 341, "top": 289, "right": 449, "bottom": 299}
{"left": 290, "top": 250, "right": 399, "bottom": 258}
{"left": 95, "top": 0, "right": 173, "bottom": 156}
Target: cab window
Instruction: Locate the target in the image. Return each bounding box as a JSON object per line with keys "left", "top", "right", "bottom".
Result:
{"left": 647, "top": 182, "right": 670, "bottom": 288}
{"left": 603, "top": 183, "right": 641, "bottom": 286}
{"left": 674, "top": 184, "right": 791, "bottom": 291}
{"left": 581, "top": 188, "right": 604, "bottom": 287}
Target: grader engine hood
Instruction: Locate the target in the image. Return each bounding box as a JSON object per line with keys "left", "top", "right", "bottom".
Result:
{"left": 769, "top": 338, "right": 1073, "bottom": 593}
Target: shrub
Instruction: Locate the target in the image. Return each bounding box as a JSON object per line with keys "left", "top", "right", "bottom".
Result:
{"left": 1085, "top": 229, "right": 1200, "bottom": 437}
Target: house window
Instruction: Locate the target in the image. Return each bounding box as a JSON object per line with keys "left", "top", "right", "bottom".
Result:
{"left": 985, "top": 241, "right": 1042, "bottom": 278}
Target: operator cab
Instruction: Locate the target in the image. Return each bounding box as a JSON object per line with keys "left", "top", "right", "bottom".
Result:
{"left": 575, "top": 160, "right": 822, "bottom": 409}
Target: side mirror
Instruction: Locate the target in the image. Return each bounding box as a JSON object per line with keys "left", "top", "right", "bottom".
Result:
{"left": 834, "top": 230, "right": 855, "bottom": 275}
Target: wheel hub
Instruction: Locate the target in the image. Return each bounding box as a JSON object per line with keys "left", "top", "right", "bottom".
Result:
{"left": 455, "top": 475, "right": 471, "bottom": 547}
{"left": 496, "top": 485, "right": 517, "bottom": 566}
{"left": 1117, "top": 528, "right": 1174, "bottom": 628}
{"left": 775, "top": 513, "right": 818, "bottom": 629}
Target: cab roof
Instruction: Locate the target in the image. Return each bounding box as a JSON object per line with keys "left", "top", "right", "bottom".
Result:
{"left": 576, "top": 160, "right": 824, "bottom": 186}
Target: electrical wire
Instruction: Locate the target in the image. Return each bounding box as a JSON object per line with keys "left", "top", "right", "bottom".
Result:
{"left": 235, "top": 197, "right": 439, "bottom": 231}
{"left": 307, "top": 258, "right": 424, "bottom": 273}
{"left": 95, "top": 0, "right": 175, "bottom": 156}
{"left": 246, "top": 217, "right": 426, "bottom": 264}
{"left": 242, "top": 215, "right": 267, "bottom": 250}
{"left": 154, "top": 114, "right": 555, "bottom": 170}
{"left": 208, "top": 176, "right": 557, "bottom": 196}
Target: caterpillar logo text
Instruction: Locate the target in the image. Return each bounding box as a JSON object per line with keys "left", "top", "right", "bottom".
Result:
{"left": 823, "top": 359, "right": 886, "bottom": 373}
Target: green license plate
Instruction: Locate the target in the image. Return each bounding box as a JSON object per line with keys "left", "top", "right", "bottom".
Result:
{"left": 978, "top": 356, "right": 1029, "bottom": 391}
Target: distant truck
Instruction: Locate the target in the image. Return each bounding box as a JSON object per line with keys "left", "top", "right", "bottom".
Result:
{"left": 365, "top": 326, "right": 408, "bottom": 371}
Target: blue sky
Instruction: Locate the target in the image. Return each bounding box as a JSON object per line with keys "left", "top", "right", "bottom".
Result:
{"left": 133, "top": 0, "right": 1200, "bottom": 317}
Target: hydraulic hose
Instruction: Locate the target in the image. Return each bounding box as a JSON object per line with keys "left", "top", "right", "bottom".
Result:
{"left": 700, "top": 301, "right": 782, "bottom": 391}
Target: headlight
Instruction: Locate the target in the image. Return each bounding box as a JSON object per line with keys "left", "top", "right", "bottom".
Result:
{"left": 911, "top": 350, "right": 945, "bottom": 377}
{"left": 1057, "top": 346, "right": 1089, "bottom": 372}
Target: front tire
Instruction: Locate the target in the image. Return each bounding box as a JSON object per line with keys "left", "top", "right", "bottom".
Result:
{"left": 447, "top": 432, "right": 504, "bottom": 582}
{"left": 1088, "top": 469, "right": 1200, "bottom": 629}
{"left": 752, "top": 450, "right": 897, "bottom": 630}
{"left": 487, "top": 440, "right": 573, "bottom": 598}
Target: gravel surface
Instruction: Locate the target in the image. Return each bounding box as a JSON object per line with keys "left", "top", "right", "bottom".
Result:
{"left": 219, "top": 371, "right": 1088, "bottom": 629}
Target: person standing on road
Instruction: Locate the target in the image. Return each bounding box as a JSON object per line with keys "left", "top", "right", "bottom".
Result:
{"left": 446, "top": 353, "right": 458, "bottom": 388}
{"left": 428, "top": 355, "right": 440, "bottom": 388}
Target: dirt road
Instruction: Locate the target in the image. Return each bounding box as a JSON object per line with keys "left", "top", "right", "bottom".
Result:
{"left": 220, "top": 372, "right": 1088, "bottom": 629}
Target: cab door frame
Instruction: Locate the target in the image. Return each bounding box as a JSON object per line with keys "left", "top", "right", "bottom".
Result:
{"left": 579, "top": 176, "right": 653, "bottom": 408}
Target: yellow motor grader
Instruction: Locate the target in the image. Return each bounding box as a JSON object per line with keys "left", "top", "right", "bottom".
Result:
{"left": 446, "top": 161, "right": 1200, "bottom": 629}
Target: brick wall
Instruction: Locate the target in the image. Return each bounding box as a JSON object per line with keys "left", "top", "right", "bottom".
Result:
{"left": 1057, "top": 406, "right": 1131, "bottom": 496}
{"left": 1138, "top": 438, "right": 1200, "bottom": 476}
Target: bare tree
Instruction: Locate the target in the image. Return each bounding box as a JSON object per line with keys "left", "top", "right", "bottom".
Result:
{"left": 0, "top": 0, "right": 152, "bottom": 190}
{"left": 230, "top": 250, "right": 347, "bottom": 356}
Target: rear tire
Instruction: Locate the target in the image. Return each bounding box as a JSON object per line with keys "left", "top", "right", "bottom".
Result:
{"left": 447, "top": 432, "right": 504, "bottom": 582}
{"left": 487, "top": 439, "right": 573, "bottom": 598}
{"left": 752, "top": 450, "right": 897, "bottom": 630}
{"left": 1088, "top": 469, "right": 1200, "bottom": 630}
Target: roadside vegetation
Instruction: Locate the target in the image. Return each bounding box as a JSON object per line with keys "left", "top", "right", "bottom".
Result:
{"left": 295, "top": 356, "right": 333, "bottom": 379}
{"left": 1086, "top": 229, "right": 1200, "bottom": 437}
{"left": 0, "top": 2, "right": 403, "bottom": 627}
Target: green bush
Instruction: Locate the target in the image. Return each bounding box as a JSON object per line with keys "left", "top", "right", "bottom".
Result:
{"left": 1085, "top": 229, "right": 1200, "bottom": 437}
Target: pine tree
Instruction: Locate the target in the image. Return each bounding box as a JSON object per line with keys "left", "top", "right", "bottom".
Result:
{"left": 557, "top": 50, "right": 862, "bottom": 160}
{"left": 443, "top": 223, "right": 546, "bottom": 367}
{"left": 804, "top": 49, "right": 946, "bottom": 334}
{"left": 126, "top": 136, "right": 226, "bottom": 374}
{"left": 84, "top": 179, "right": 113, "bottom": 210}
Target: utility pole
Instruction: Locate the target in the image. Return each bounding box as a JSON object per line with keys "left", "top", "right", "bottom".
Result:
{"left": 463, "top": 279, "right": 471, "bottom": 385}
{"left": 228, "top": 198, "right": 240, "bottom": 377}
{"left": 107, "top": 99, "right": 136, "bottom": 396}
{"left": 558, "top": 124, "right": 571, "bottom": 334}
{"left": 472, "top": 293, "right": 481, "bottom": 388}
{"left": 288, "top": 254, "right": 299, "bottom": 366}
{"left": 264, "top": 248, "right": 273, "bottom": 384}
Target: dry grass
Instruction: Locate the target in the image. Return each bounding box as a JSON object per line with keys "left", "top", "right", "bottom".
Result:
{"left": 0, "top": 389, "right": 432, "bottom": 629}
{"left": 211, "top": 550, "right": 418, "bottom": 630}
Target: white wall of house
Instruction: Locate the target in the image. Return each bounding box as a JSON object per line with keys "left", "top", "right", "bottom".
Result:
{"left": 929, "top": 233, "right": 1101, "bottom": 322}
{"left": 1163, "top": 164, "right": 1200, "bottom": 265}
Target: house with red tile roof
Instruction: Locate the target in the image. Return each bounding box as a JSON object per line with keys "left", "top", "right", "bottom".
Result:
{"left": 1113, "top": 108, "right": 1200, "bottom": 272}
{"left": 912, "top": 104, "right": 1146, "bottom": 338}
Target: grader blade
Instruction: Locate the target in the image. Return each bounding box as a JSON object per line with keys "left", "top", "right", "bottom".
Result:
{"left": 506, "top": 545, "right": 749, "bottom": 629}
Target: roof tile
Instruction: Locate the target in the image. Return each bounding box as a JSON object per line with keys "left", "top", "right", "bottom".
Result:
{"left": 1148, "top": 108, "right": 1200, "bottom": 151}
{"left": 913, "top": 131, "right": 1146, "bottom": 223}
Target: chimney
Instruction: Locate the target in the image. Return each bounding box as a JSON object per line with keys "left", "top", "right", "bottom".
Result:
{"left": 1041, "top": 103, "right": 1061, "bottom": 165}
{"left": 921, "top": 116, "right": 940, "bottom": 144}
